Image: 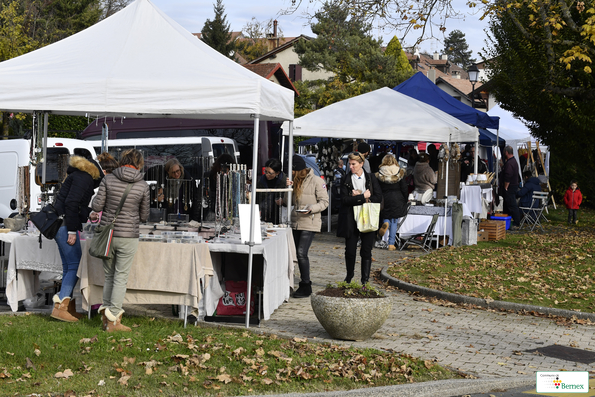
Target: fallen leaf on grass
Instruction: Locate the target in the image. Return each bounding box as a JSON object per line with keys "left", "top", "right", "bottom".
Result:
{"left": 34, "top": 349, "right": 41, "bottom": 356}
{"left": 6, "top": 352, "right": 14, "bottom": 356}
{"left": 216, "top": 374, "right": 232, "bottom": 384}
{"left": 55, "top": 369, "right": 74, "bottom": 379}
{"left": 261, "top": 378, "right": 273, "bottom": 385}
{"left": 118, "top": 375, "right": 130, "bottom": 385}
{"left": 26, "top": 357, "right": 36, "bottom": 370}
{"left": 79, "top": 336, "right": 98, "bottom": 344}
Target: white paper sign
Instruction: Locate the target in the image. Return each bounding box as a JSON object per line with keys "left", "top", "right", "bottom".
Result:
{"left": 239, "top": 204, "right": 262, "bottom": 245}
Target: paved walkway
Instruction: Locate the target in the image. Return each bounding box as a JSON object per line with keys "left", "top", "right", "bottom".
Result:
{"left": 256, "top": 232, "right": 595, "bottom": 379}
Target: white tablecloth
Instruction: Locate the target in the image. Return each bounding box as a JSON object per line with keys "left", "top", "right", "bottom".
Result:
{"left": 205, "top": 227, "right": 296, "bottom": 320}
{"left": 460, "top": 185, "right": 492, "bottom": 214}
{"left": 2, "top": 232, "right": 62, "bottom": 312}
{"left": 399, "top": 203, "right": 472, "bottom": 245}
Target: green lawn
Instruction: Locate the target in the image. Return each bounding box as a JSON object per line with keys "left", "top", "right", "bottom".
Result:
{"left": 0, "top": 314, "right": 459, "bottom": 396}
{"left": 386, "top": 207, "right": 595, "bottom": 312}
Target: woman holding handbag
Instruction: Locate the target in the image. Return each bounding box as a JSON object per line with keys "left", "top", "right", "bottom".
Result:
{"left": 337, "top": 152, "right": 382, "bottom": 285}
{"left": 91, "top": 149, "right": 150, "bottom": 332}
{"left": 51, "top": 156, "right": 103, "bottom": 322}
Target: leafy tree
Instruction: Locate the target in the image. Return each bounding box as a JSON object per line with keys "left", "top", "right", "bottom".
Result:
{"left": 385, "top": 35, "right": 413, "bottom": 75}
{"left": 99, "top": 0, "right": 131, "bottom": 20}
{"left": 201, "top": 0, "right": 235, "bottom": 59}
{"left": 485, "top": 0, "right": 595, "bottom": 205}
{"left": 235, "top": 17, "right": 282, "bottom": 62}
{"left": 443, "top": 29, "right": 476, "bottom": 69}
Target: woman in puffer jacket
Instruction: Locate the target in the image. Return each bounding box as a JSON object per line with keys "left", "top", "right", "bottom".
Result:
{"left": 91, "top": 149, "right": 150, "bottom": 332}
{"left": 51, "top": 156, "right": 103, "bottom": 322}
{"left": 285, "top": 155, "right": 328, "bottom": 298}
{"left": 376, "top": 155, "right": 408, "bottom": 251}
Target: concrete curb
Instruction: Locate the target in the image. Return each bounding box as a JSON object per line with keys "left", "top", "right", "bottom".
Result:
{"left": 380, "top": 266, "right": 595, "bottom": 321}
{"left": 245, "top": 376, "right": 535, "bottom": 397}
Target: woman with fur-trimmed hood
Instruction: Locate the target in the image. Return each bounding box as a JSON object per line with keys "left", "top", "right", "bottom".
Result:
{"left": 375, "top": 155, "right": 408, "bottom": 251}
{"left": 51, "top": 155, "right": 103, "bottom": 323}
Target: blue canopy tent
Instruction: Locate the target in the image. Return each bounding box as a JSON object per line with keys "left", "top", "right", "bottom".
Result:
{"left": 394, "top": 72, "right": 500, "bottom": 130}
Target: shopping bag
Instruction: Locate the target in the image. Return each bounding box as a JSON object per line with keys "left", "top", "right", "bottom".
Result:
{"left": 216, "top": 281, "right": 255, "bottom": 316}
{"left": 30, "top": 204, "right": 63, "bottom": 239}
{"left": 88, "top": 223, "right": 115, "bottom": 259}
{"left": 353, "top": 202, "right": 380, "bottom": 233}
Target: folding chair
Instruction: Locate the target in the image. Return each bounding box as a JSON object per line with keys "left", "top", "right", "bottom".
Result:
{"left": 394, "top": 202, "right": 412, "bottom": 250}
{"left": 519, "top": 192, "right": 549, "bottom": 232}
{"left": 399, "top": 214, "right": 439, "bottom": 252}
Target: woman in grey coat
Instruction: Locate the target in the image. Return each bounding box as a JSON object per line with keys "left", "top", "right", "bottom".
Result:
{"left": 91, "top": 149, "right": 150, "bottom": 332}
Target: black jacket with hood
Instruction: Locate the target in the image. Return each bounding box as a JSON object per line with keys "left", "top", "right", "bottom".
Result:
{"left": 54, "top": 156, "right": 103, "bottom": 232}
{"left": 376, "top": 164, "right": 408, "bottom": 219}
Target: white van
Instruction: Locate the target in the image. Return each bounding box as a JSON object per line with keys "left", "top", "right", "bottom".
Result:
{"left": 0, "top": 138, "right": 97, "bottom": 220}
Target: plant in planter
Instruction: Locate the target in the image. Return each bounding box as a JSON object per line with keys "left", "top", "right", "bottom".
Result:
{"left": 310, "top": 282, "right": 393, "bottom": 341}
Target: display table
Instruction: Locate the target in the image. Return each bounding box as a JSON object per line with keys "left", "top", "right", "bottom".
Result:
{"left": 2, "top": 232, "right": 62, "bottom": 312}
{"left": 204, "top": 227, "right": 296, "bottom": 321}
{"left": 400, "top": 203, "right": 472, "bottom": 245}
{"left": 78, "top": 241, "right": 214, "bottom": 312}
{"left": 460, "top": 184, "right": 492, "bottom": 214}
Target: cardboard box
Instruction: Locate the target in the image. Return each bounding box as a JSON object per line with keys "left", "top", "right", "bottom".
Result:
{"left": 477, "top": 230, "right": 488, "bottom": 242}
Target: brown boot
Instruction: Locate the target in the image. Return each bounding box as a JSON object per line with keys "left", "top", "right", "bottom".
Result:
{"left": 50, "top": 295, "right": 78, "bottom": 323}
{"left": 388, "top": 244, "right": 396, "bottom": 251}
{"left": 67, "top": 298, "right": 83, "bottom": 320}
{"left": 105, "top": 310, "right": 131, "bottom": 332}
{"left": 98, "top": 307, "right": 108, "bottom": 331}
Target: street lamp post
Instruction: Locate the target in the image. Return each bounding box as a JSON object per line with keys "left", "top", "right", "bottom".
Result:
{"left": 467, "top": 65, "right": 479, "bottom": 109}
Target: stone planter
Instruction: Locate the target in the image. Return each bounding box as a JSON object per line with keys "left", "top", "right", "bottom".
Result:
{"left": 310, "top": 293, "right": 392, "bottom": 341}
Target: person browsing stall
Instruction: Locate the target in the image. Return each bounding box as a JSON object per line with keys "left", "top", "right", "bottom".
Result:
{"left": 51, "top": 156, "right": 103, "bottom": 323}
{"left": 283, "top": 155, "right": 328, "bottom": 298}
{"left": 376, "top": 155, "right": 408, "bottom": 251}
{"left": 337, "top": 152, "right": 382, "bottom": 285}
{"left": 91, "top": 149, "right": 150, "bottom": 332}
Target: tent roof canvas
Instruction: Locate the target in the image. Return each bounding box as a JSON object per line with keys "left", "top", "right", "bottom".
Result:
{"left": 394, "top": 72, "right": 500, "bottom": 130}
{"left": 0, "top": 0, "right": 293, "bottom": 121}
{"left": 487, "top": 104, "right": 534, "bottom": 143}
{"left": 289, "top": 87, "right": 478, "bottom": 143}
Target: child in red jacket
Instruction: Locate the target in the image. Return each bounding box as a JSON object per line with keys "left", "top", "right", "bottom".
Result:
{"left": 563, "top": 180, "right": 582, "bottom": 224}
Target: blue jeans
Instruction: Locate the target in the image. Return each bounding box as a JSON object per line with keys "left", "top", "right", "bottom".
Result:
{"left": 54, "top": 225, "right": 82, "bottom": 299}
{"left": 383, "top": 218, "right": 399, "bottom": 246}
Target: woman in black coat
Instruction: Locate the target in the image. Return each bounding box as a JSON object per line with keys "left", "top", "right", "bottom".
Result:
{"left": 256, "top": 158, "right": 287, "bottom": 224}
{"left": 376, "top": 155, "right": 408, "bottom": 251}
{"left": 51, "top": 155, "right": 103, "bottom": 322}
{"left": 336, "top": 152, "right": 383, "bottom": 284}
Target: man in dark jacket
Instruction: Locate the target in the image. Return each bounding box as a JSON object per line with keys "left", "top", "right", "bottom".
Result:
{"left": 500, "top": 146, "right": 521, "bottom": 228}
{"left": 517, "top": 171, "right": 542, "bottom": 208}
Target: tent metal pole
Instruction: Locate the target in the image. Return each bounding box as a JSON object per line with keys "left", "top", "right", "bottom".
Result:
{"left": 474, "top": 140, "right": 478, "bottom": 175}
{"left": 442, "top": 136, "right": 450, "bottom": 249}
{"left": 41, "top": 112, "right": 49, "bottom": 185}
{"left": 495, "top": 129, "right": 499, "bottom": 188}
{"left": 287, "top": 121, "right": 294, "bottom": 224}
{"left": 327, "top": 183, "right": 331, "bottom": 232}
{"left": 245, "top": 115, "right": 261, "bottom": 328}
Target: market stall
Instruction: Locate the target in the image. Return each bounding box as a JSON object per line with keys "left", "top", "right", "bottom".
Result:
{"left": 0, "top": 0, "right": 295, "bottom": 327}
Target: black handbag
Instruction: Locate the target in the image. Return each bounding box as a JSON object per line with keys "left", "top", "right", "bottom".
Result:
{"left": 30, "top": 204, "right": 63, "bottom": 239}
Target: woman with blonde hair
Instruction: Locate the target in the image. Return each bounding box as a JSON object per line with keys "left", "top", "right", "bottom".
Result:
{"left": 91, "top": 149, "right": 150, "bottom": 332}
{"left": 336, "top": 151, "right": 382, "bottom": 284}
{"left": 285, "top": 155, "right": 328, "bottom": 298}
{"left": 375, "top": 154, "right": 408, "bottom": 251}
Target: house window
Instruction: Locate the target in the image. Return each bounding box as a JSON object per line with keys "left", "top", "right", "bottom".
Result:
{"left": 289, "top": 64, "right": 302, "bottom": 82}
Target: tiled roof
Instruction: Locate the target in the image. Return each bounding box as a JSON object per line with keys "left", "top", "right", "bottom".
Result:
{"left": 243, "top": 63, "right": 299, "bottom": 96}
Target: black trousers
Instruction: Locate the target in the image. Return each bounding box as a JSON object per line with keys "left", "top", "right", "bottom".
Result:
{"left": 293, "top": 229, "right": 315, "bottom": 283}
{"left": 568, "top": 209, "right": 578, "bottom": 223}
{"left": 503, "top": 184, "right": 521, "bottom": 226}
{"left": 345, "top": 228, "right": 376, "bottom": 263}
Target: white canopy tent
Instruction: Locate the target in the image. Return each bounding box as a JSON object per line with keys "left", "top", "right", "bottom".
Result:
{"left": 285, "top": 88, "right": 479, "bottom": 142}
{"left": 0, "top": 0, "right": 295, "bottom": 328}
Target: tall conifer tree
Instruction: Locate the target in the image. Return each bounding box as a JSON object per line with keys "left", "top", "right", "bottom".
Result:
{"left": 201, "top": 0, "right": 235, "bottom": 59}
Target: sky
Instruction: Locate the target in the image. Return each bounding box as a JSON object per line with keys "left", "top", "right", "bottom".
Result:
{"left": 150, "top": 0, "right": 492, "bottom": 62}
